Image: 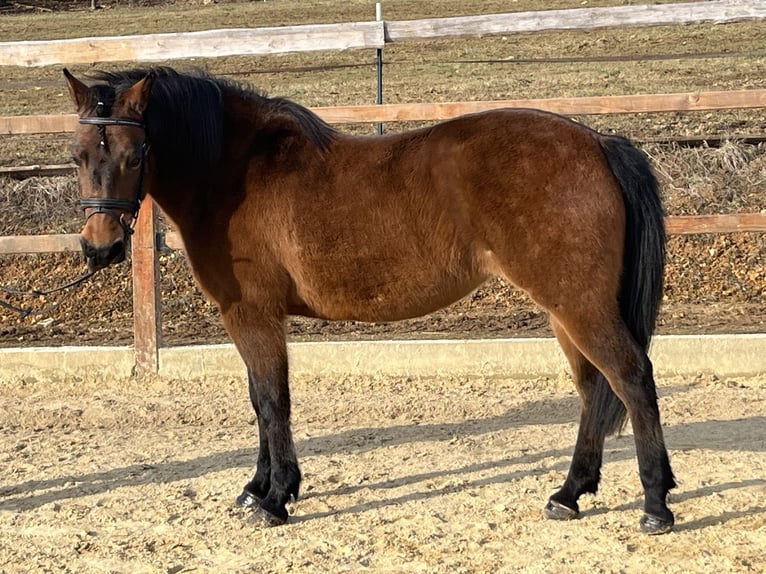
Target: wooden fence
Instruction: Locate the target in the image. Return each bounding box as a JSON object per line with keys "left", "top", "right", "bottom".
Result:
{"left": 2, "top": 0, "right": 765, "bottom": 67}
{"left": 2, "top": 0, "right": 765, "bottom": 374}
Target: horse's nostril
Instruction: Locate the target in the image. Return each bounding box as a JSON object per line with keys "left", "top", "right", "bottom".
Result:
{"left": 80, "top": 236, "right": 96, "bottom": 260}
{"left": 79, "top": 237, "right": 125, "bottom": 270}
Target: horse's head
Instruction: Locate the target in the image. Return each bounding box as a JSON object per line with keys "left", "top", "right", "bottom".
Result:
{"left": 64, "top": 68, "right": 154, "bottom": 272}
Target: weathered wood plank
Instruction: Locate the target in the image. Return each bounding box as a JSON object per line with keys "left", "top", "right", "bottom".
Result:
{"left": 3, "top": 89, "right": 766, "bottom": 135}
{"left": 385, "top": 0, "right": 766, "bottom": 41}
{"left": 0, "top": 163, "right": 75, "bottom": 178}
{"left": 0, "top": 22, "right": 385, "bottom": 67}
{"left": 163, "top": 231, "right": 184, "bottom": 252}
{"left": 665, "top": 213, "right": 766, "bottom": 234}
{"left": 0, "top": 234, "right": 81, "bottom": 254}
{"left": 314, "top": 89, "right": 766, "bottom": 123}
{"left": 8, "top": 132, "right": 766, "bottom": 181}
{"left": 4, "top": 214, "right": 765, "bottom": 258}
{"left": 131, "top": 198, "right": 161, "bottom": 376}
{"left": 1, "top": 1, "right": 762, "bottom": 67}
{"left": 0, "top": 114, "right": 78, "bottom": 135}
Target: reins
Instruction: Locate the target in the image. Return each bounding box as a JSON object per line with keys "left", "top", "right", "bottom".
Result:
{"left": 0, "top": 268, "right": 99, "bottom": 319}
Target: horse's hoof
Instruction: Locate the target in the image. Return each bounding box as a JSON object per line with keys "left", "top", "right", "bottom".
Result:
{"left": 235, "top": 489, "right": 260, "bottom": 509}
{"left": 250, "top": 505, "right": 287, "bottom": 527}
{"left": 640, "top": 513, "right": 674, "bottom": 535}
{"left": 544, "top": 500, "right": 579, "bottom": 521}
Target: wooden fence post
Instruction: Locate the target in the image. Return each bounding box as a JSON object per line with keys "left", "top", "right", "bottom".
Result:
{"left": 131, "top": 198, "right": 161, "bottom": 376}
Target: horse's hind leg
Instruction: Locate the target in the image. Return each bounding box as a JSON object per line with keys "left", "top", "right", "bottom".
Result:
{"left": 552, "top": 309, "right": 675, "bottom": 534}
{"left": 544, "top": 319, "right": 624, "bottom": 521}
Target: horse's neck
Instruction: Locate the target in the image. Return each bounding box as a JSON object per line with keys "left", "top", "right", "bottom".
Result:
{"left": 148, "top": 92, "right": 286, "bottom": 239}
{"left": 149, "top": 172, "right": 207, "bottom": 236}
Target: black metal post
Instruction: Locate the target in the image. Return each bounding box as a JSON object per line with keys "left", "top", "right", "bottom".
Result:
{"left": 376, "top": 3, "right": 383, "bottom": 135}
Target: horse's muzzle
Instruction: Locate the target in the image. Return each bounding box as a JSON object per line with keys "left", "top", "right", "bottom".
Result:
{"left": 80, "top": 236, "right": 126, "bottom": 271}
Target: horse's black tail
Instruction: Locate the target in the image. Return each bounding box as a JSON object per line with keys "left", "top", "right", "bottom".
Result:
{"left": 593, "top": 135, "right": 667, "bottom": 435}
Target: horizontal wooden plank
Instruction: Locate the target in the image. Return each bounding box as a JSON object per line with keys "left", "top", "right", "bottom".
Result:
{"left": 3, "top": 89, "right": 766, "bottom": 136}
{"left": 315, "top": 89, "right": 766, "bottom": 123}
{"left": 0, "top": 114, "right": 78, "bottom": 135}
{"left": 665, "top": 213, "right": 766, "bottom": 234}
{"left": 3, "top": 214, "right": 765, "bottom": 256}
{"left": 163, "top": 231, "right": 184, "bottom": 252}
{"left": 0, "top": 22, "right": 385, "bottom": 67}
{"left": 0, "top": 231, "right": 184, "bottom": 254}
{"left": 386, "top": 0, "right": 766, "bottom": 41}
{"left": 1, "top": 1, "right": 763, "bottom": 68}
{"left": 8, "top": 133, "right": 766, "bottom": 180}
{"left": 0, "top": 233, "right": 81, "bottom": 254}
{"left": 0, "top": 163, "right": 75, "bottom": 178}
{"left": 640, "top": 134, "right": 766, "bottom": 148}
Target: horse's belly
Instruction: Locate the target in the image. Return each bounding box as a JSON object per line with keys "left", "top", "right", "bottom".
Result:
{"left": 289, "top": 269, "right": 488, "bottom": 323}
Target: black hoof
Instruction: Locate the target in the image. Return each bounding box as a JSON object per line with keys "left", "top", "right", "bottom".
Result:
{"left": 544, "top": 500, "right": 579, "bottom": 521}
{"left": 250, "top": 505, "right": 287, "bottom": 527}
{"left": 640, "top": 513, "right": 674, "bottom": 535}
{"left": 235, "top": 489, "right": 260, "bottom": 509}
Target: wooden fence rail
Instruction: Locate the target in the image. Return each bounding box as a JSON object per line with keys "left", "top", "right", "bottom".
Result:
{"left": 1, "top": 0, "right": 764, "bottom": 67}
{"left": 4, "top": 214, "right": 766, "bottom": 257}
{"left": 4, "top": 89, "right": 766, "bottom": 136}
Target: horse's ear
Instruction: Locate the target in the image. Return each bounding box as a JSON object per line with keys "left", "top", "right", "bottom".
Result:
{"left": 120, "top": 72, "right": 155, "bottom": 117}
{"left": 63, "top": 68, "right": 91, "bottom": 114}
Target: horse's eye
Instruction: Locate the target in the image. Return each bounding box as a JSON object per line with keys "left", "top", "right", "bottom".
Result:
{"left": 126, "top": 156, "right": 142, "bottom": 169}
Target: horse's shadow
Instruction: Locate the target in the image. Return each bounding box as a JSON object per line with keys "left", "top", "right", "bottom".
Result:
{"left": 0, "top": 389, "right": 584, "bottom": 510}
{"left": 294, "top": 415, "right": 766, "bottom": 528}
{"left": 2, "top": 383, "right": 764, "bottom": 533}
{"left": 582, "top": 478, "right": 766, "bottom": 532}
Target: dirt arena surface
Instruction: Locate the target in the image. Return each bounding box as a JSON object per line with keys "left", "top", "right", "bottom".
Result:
{"left": 1, "top": 372, "right": 764, "bottom": 573}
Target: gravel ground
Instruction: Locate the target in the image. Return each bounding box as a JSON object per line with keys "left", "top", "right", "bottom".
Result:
{"left": 1, "top": 372, "right": 765, "bottom": 573}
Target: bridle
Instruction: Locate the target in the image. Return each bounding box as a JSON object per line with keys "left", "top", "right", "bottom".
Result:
{"left": 1, "top": 115, "right": 150, "bottom": 319}
{"left": 78, "top": 114, "right": 149, "bottom": 236}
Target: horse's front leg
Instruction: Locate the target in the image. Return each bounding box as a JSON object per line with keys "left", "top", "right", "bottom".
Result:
{"left": 235, "top": 368, "right": 276, "bottom": 509}
{"left": 226, "top": 308, "right": 301, "bottom": 526}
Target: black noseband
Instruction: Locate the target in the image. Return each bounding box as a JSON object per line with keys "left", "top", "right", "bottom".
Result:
{"left": 78, "top": 115, "right": 148, "bottom": 235}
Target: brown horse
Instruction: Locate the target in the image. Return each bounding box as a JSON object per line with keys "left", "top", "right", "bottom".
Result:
{"left": 64, "top": 66, "right": 675, "bottom": 534}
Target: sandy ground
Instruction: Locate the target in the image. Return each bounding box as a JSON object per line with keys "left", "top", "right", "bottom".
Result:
{"left": 1, "top": 371, "right": 765, "bottom": 574}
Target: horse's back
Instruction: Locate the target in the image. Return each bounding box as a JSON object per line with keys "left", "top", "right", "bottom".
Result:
{"left": 249, "top": 108, "right": 624, "bottom": 322}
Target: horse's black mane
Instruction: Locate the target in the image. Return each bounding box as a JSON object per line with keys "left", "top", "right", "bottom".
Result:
{"left": 86, "top": 67, "right": 336, "bottom": 171}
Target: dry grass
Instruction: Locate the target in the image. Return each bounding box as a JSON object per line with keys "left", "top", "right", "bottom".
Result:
{"left": 0, "top": 175, "right": 80, "bottom": 234}
{"left": 646, "top": 141, "right": 766, "bottom": 215}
